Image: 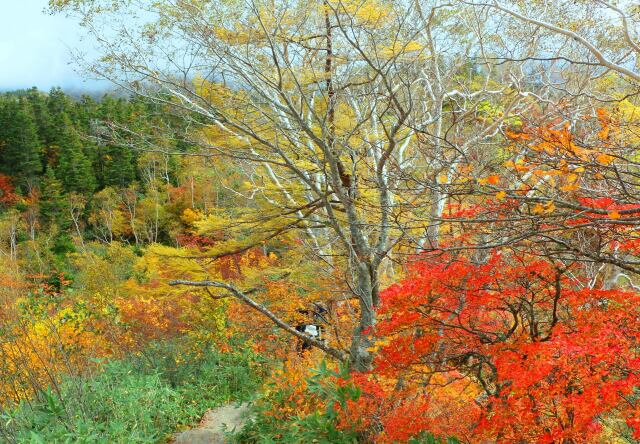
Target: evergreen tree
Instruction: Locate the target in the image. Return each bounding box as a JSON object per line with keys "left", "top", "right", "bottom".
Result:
{"left": 95, "top": 95, "right": 138, "bottom": 188}
{"left": 47, "top": 87, "right": 71, "bottom": 117}
{"left": 75, "top": 95, "right": 98, "bottom": 131}
{"left": 39, "top": 167, "right": 68, "bottom": 228}
{"left": 53, "top": 114, "right": 96, "bottom": 194}
{"left": 102, "top": 145, "right": 136, "bottom": 188}
{"left": 25, "top": 88, "right": 52, "bottom": 147}
{"left": 0, "top": 98, "right": 43, "bottom": 188}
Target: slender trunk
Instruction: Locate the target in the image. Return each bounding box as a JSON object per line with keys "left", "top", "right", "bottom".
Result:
{"left": 190, "top": 175, "right": 195, "bottom": 209}
{"left": 9, "top": 221, "right": 17, "bottom": 261}
{"left": 124, "top": 191, "right": 139, "bottom": 246}
{"left": 154, "top": 195, "right": 159, "bottom": 243}
{"left": 349, "top": 260, "right": 376, "bottom": 371}
{"left": 324, "top": 2, "right": 378, "bottom": 370}
{"left": 71, "top": 212, "right": 85, "bottom": 250}
{"left": 424, "top": 186, "right": 445, "bottom": 249}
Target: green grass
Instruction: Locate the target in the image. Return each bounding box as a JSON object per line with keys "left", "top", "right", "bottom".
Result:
{"left": 0, "top": 340, "right": 264, "bottom": 444}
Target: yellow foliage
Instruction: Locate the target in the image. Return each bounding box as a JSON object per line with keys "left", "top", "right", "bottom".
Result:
{"left": 559, "top": 173, "right": 580, "bottom": 191}
{"left": 181, "top": 207, "right": 204, "bottom": 227}
{"left": 532, "top": 201, "right": 556, "bottom": 215}
{"left": 379, "top": 40, "right": 424, "bottom": 59}
{"left": 333, "top": 0, "right": 392, "bottom": 25}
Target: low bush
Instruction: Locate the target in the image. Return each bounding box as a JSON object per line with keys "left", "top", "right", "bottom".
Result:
{"left": 235, "top": 361, "right": 360, "bottom": 444}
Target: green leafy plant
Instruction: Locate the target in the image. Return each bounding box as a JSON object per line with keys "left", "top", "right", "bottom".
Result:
{"left": 235, "top": 361, "right": 360, "bottom": 444}
{"left": 0, "top": 340, "right": 262, "bottom": 443}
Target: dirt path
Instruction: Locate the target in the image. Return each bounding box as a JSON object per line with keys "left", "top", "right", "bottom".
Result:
{"left": 172, "top": 402, "right": 251, "bottom": 444}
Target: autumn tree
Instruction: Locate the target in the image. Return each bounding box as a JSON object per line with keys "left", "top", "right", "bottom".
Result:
{"left": 349, "top": 247, "right": 640, "bottom": 442}
{"left": 0, "top": 175, "right": 18, "bottom": 209}
{"left": 441, "top": 1, "right": 640, "bottom": 272}
{"left": 51, "top": 0, "right": 549, "bottom": 370}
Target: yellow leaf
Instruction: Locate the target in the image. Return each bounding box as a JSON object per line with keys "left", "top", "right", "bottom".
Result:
{"left": 495, "top": 191, "right": 507, "bottom": 200}
{"left": 532, "top": 201, "right": 555, "bottom": 215}
{"left": 403, "top": 41, "right": 423, "bottom": 52}
{"left": 609, "top": 210, "right": 621, "bottom": 219}
{"left": 596, "top": 153, "right": 614, "bottom": 165}
{"left": 560, "top": 173, "right": 579, "bottom": 191}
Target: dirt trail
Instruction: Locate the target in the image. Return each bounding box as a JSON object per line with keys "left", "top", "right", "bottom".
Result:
{"left": 172, "top": 402, "right": 251, "bottom": 444}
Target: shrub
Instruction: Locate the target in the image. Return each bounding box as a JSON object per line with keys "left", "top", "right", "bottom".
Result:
{"left": 235, "top": 360, "right": 360, "bottom": 444}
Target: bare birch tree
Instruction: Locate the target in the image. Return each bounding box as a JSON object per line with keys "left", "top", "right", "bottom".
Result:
{"left": 52, "top": 0, "right": 553, "bottom": 369}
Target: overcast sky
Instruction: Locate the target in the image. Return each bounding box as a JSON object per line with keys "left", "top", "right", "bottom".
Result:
{"left": 0, "top": 1, "right": 105, "bottom": 92}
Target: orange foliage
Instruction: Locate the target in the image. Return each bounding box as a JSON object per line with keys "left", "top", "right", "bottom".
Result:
{"left": 260, "top": 355, "right": 326, "bottom": 423}
{"left": 0, "top": 174, "right": 18, "bottom": 207}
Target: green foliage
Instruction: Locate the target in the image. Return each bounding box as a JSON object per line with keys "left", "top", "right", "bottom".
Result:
{"left": 0, "top": 340, "right": 263, "bottom": 444}
{"left": 100, "top": 145, "right": 137, "bottom": 188}
{"left": 39, "top": 168, "right": 68, "bottom": 228}
{"left": 0, "top": 97, "right": 43, "bottom": 187}
{"left": 52, "top": 113, "right": 96, "bottom": 194}
{"left": 50, "top": 233, "right": 76, "bottom": 258}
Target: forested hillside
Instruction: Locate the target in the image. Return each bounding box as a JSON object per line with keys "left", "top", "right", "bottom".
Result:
{"left": 3, "top": 0, "right": 640, "bottom": 443}
{"left": 0, "top": 88, "right": 270, "bottom": 442}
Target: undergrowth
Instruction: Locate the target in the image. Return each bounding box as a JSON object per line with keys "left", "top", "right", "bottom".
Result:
{"left": 0, "top": 339, "right": 264, "bottom": 444}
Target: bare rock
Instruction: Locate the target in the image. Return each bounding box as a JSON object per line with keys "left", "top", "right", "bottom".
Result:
{"left": 173, "top": 428, "right": 225, "bottom": 444}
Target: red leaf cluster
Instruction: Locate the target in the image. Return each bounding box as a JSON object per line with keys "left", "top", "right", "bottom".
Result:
{"left": 351, "top": 251, "right": 640, "bottom": 442}
{"left": 0, "top": 174, "right": 18, "bottom": 207}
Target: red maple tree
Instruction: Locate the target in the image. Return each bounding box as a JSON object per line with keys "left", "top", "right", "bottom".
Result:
{"left": 0, "top": 174, "right": 18, "bottom": 207}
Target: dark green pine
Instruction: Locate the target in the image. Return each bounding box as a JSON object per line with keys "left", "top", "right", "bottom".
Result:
{"left": 52, "top": 113, "right": 96, "bottom": 195}
{"left": 0, "top": 97, "right": 43, "bottom": 189}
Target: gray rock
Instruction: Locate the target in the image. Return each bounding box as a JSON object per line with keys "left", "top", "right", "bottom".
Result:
{"left": 173, "top": 429, "right": 225, "bottom": 444}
